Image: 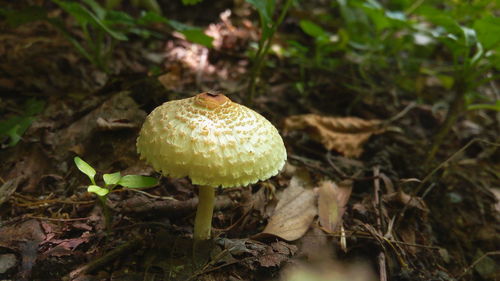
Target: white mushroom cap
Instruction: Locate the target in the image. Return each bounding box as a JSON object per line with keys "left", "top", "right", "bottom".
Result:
{"left": 136, "top": 92, "right": 287, "bottom": 188}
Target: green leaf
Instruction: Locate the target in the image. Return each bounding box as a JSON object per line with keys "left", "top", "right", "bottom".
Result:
{"left": 46, "top": 18, "right": 95, "bottom": 63}
{"left": 1, "top": 6, "right": 48, "bottom": 27}
{"left": 168, "top": 20, "right": 213, "bottom": 47}
{"left": 461, "top": 26, "right": 477, "bottom": 48}
{"left": 180, "top": 29, "right": 213, "bottom": 47}
{"left": 88, "top": 185, "right": 109, "bottom": 196}
{"left": 24, "top": 99, "right": 45, "bottom": 115}
{"left": 140, "top": 0, "right": 162, "bottom": 14}
{"left": 299, "top": 20, "right": 327, "bottom": 38}
{"left": 436, "top": 74, "right": 454, "bottom": 90}
{"left": 425, "top": 14, "right": 461, "bottom": 35}
{"left": 182, "top": 0, "right": 203, "bottom": 5}
{"left": 53, "top": 0, "right": 128, "bottom": 40}
{"left": 0, "top": 116, "right": 33, "bottom": 146}
{"left": 82, "top": 0, "right": 106, "bottom": 20}
{"left": 136, "top": 11, "right": 169, "bottom": 25}
{"left": 52, "top": 0, "right": 93, "bottom": 26}
{"left": 86, "top": 10, "right": 129, "bottom": 41}
{"left": 74, "top": 157, "right": 96, "bottom": 184}
{"left": 118, "top": 175, "right": 158, "bottom": 188}
{"left": 103, "top": 172, "right": 121, "bottom": 186}
{"left": 246, "top": 0, "right": 275, "bottom": 26}
{"left": 0, "top": 99, "right": 45, "bottom": 147}
{"left": 105, "top": 10, "right": 136, "bottom": 26}
{"left": 467, "top": 100, "right": 500, "bottom": 111}
{"left": 473, "top": 16, "right": 500, "bottom": 50}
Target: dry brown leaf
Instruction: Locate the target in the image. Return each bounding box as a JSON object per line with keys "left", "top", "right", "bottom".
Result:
{"left": 318, "top": 180, "right": 353, "bottom": 233}
{"left": 258, "top": 241, "right": 298, "bottom": 268}
{"left": 260, "top": 173, "right": 317, "bottom": 241}
{"left": 283, "top": 114, "right": 385, "bottom": 158}
{"left": 383, "top": 191, "right": 429, "bottom": 212}
{"left": 0, "top": 176, "right": 23, "bottom": 206}
{"left": 399, "top": 228, "right": 418, "bottom": 255}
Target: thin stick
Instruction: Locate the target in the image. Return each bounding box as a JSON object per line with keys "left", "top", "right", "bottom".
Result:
{"left": 456, "top": 251, "right": 500, "bottom": 280}
{"left": 384, "top": 102, "right": 417, "bottom": 124}
{"left": 395, "top": 138, "right": 500, "bottom": 228}
{"left": 69, "top": 238, "right": 143, "bottom": 278}
{"left": 25, "top": 216, "right": 90, "bottom": 222}
{"left": 372, "top": 166, "right": 387, "bottom": 281}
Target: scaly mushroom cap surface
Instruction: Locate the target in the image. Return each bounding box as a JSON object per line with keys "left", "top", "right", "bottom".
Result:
{"left": 136, "top": 93, "right": 287, "bottom": 188}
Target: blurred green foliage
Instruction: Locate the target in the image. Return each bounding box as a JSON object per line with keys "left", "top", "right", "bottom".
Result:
{"left": 280, "top": 0, "right": 499, "bottom": 110}
{"left": 0, "top": 99, "right": 45, "bottom": 147}
{"left": 0, "top": 0, "right": 213, "bottom": 72}
{"left": 247, "top": 0, "right": 294, "bottom": 102}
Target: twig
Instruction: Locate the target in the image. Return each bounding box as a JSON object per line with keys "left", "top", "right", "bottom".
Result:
{"left": 325, "top": 152, "right": 349, "bottom": 178}
{"left": 24, "top": 216, "right": 90, "bottom": 222}
{"left": 456, "top": 251, "right": 500, "bottom": 280}
{"left": 68, "top": 237, "right": 143, "bottom": 279}
{"left": 372, "top": 166, "right": 387, "bottom": 281}
{"left": 288, "top": 154, "right": 336, "bottom": 178}
{"left": 117, "top": 194, "right": 234, "bottom": 217}
{"left": 318, "top": 225, "right": 440, "bottom": 250}
{"left": 125, "top": 188, "right": 177, "bottom": 200}
{"left": 324, "top": 153, "right": 379, "bottom": 182}
{"left": 378, "top": 252, "right": 387, "bottom": 281}
{"left": 384, "top": 102, "right": 417, "bottom": 124}
{"left": 373, "top": 166, "right": 384, "bottom": 232}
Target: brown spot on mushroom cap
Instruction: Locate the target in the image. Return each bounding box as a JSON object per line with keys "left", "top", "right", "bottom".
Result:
{"left": 194, "top": 92, "right": 230, "bottom": 110}
{"left": 136, "top": 93, "right": 287, "bottom": 188}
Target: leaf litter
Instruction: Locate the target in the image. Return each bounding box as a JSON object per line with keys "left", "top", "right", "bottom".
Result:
{"left": 284, "top": 114, "right": 386, "bottom": 158}
{"left": 258, "top": 171, "right": 317, "bottom": 241}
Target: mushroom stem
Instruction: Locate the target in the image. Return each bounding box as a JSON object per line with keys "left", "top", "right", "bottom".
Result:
{"left": 193, "top": 185, "right": 215, "bottom": 241}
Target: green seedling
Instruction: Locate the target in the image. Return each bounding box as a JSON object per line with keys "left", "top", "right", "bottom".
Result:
{"left": 74, "top": 156, "right": 158, "bottom": 230}
{"left": 0, "top": 99, "right": 45, "bottom": 148}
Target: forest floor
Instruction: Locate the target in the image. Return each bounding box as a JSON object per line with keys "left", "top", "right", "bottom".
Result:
{"left": 1, "top": 1, "right": 499, "bottom": 281}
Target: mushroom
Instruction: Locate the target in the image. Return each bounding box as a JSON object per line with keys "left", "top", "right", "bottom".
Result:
{"left": 136, "top": 92, "right": 287, "bottom": 240}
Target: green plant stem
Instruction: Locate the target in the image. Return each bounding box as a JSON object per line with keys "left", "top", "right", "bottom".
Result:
{"left": 247, "top": 0, "right": 293, "bottom": 104}
{"left": 425, "top": 81, "right": 466, "bottom": 165}
{"left": 193, "top": 185, "right": 215, "bottom": 241}
{"left": 98, "top": 196, "right": 112, "bottom": 232}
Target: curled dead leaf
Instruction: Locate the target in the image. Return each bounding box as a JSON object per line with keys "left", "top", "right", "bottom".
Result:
{"left": 283, "top": 114, "right": 385, "bottom": 158}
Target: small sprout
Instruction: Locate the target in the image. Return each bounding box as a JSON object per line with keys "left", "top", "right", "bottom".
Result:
{"left": 74, "top": 156, "right": 158, "bottom": 197}
{"left": 73, "top": 156, "right": 159, "bottom": 230}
